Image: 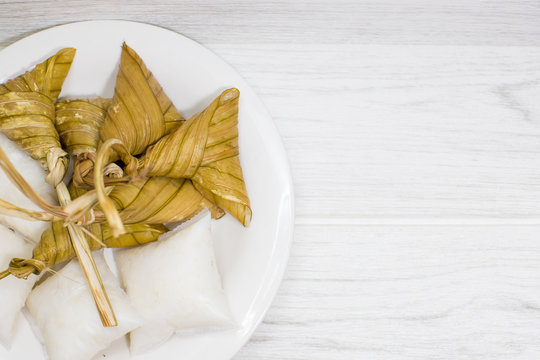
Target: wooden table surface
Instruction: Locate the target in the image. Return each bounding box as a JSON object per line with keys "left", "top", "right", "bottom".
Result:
{"left": 1, "top": 1, "right": 540, "bottom": 359}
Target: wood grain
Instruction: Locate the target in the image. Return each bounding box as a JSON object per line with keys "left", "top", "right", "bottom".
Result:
{"left": 1, "top": 0, "right": 540, "bottom": 47}
{"left": 1, "top": 3, "right": 539, "bottom": 220}
{"left": 0, "top": 2, "right": 540, "bottom": 359}
{"left": 236, "top": 225, "right": 540, "bottom": 359}
{"left": 209, "top": 44, "right": 540, "bottom": 220}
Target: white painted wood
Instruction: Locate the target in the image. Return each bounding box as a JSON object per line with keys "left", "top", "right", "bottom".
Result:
{"left": 0, "top": 5, "right": 539, "bottom": 220}
{"left": 1, "top": 0, "right": 540, "bottom": 47}
{"left": 1, "top": 1, "right": 540, "bottom": 359}
{"left": 236, "top": 225, "right": 540, "bottom": 360}
{"left": 209, "top": 44, "right": 540, "bottom": 219}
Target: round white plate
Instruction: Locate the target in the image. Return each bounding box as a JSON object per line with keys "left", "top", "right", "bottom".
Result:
{"left": 0, "top": 20, "right": 294, "bottom": 360}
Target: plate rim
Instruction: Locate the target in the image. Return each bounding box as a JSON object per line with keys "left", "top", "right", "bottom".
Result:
{"left": 0, "top": 20, "right": 295, "bottom": 360}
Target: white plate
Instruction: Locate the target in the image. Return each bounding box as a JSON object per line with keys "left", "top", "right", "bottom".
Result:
{"left": 0, "top": 20, "right": 294, "bottom": 360}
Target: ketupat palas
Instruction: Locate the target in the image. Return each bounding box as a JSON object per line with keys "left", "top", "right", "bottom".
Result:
{"left": 99, "top": 43, "right": 184, "bottom": 157}
{"left": 91, "top": 44, "right": 250, "bottom": 234}
{"left": 56, "top": 98, "right": 112, "bottom": 156}
{"left": 0, "top": 48, "right": 119, "bottom": 326}
{"left": 0, "top": 178, "right": 180, "bottom": 280}
{"left": 1, "top": 177, "right": 218, "bottom": 279}
{"left": 72, "top": 43, "right": 186, "bottom": 187}
{"left": 56, "top": 98, "right": 124, "bottom": 188}
{"left": 0, "top": 48, "right": 75, "bottom": 170}
{"left": 71, "top": 177, "right": 223, "bottom": 225}
{"left": 2, "top": 221, "right": 168, "bottom": 279}
{"left": 0, "top": 48, "right": 76, "bottom": 101}
{"left": 107, "top": 88, "right": 251, "bottom": 226}
{"left": 101, "top": 176, "right": 223, "bottom": 224}
{"left": 0, "top": 43, "right": 252, "bottom": 330}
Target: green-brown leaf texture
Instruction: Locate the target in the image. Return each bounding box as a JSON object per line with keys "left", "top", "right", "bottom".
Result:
{"left": 0, "top": 48, "right": 76, "bottom": 101}
{"left": 100, "top": 43, "right": 184, "bottom": 156}
{"left": 105, "top": 176, "right": 212, "bottom": 224}
{"left": 56, "top": 98, "right": 111, "bottom": 155}
{"left": 0, "top": 48, "right": 76, "bottom": 165}
{"left": 138, "top": 88, "right": 251, "bottom": 226}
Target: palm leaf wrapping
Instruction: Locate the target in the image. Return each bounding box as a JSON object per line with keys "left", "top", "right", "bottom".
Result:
{"left": 0, "top": 49, "right": 79, "bottom": 222}
{"left": 6, "top": 221, "right": 168, "bottom": 279}
{"left": 0, "top": 48, "right": 76, "bottom": 101}
{"left": 93, "top": 44, "right": 250, "bottom": 234}
{"left": 56, "top": 98, "right": 124, "bottom": 188}
{"left": 3, "top": 181, "right": 169, "bottom": 279}
{"left": 72, "top": 42, "right": 185, "bottom": 188}
{"left": 0, "top": 48, "right": 80, "bottom": 227}
{"left": 0, "top": 48, "right": 81, "bottom": 220}
{"left": 0, "top": 48, "right": 121, "bottom": 326}
{"left": 0, "top": 43, "right": 251, "bottom": 312}
{"left": 95, "top": 87, "right": 251, "bottom": 228}
{"left": 99, "top": 43, "right": 184, "bottom": 157}
{"left": 134, "top": 88, "right": 251, "bottom": 226}
{"left": 0, "top": 48, "right": 75, "bottom": 173}
{"left": 0, "top": 92, "right": 57, "bottom": 165}
{"left": 96, "top": 176, "right": 223, "bottom": 224}
{"left": 56, "top": 98, "right": 111, "bottom": 156}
